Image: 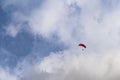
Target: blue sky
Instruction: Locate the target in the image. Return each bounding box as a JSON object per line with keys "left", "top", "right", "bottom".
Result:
{"left": 1, "top": 0, "right": 120, "bottom": 80}
{"left": 0, "top": 0, "right": 65, "bottom": 68}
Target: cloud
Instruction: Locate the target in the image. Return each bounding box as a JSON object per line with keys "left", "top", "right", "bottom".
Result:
{"left": 0, "top": 67, "right": 17, "bottom": 80}
{"left": 28, "top": 0, "right": 66, "bottom": 37}
{"left": 1, "top": 48, "right": 120, "bottom": 80}
{"left": 17, "top": 48, "right": 120, "bottom": 80}
{"left": 79, "top": 0, "right": 120, "bottom": 51}
{"left": 5, "top": 24, "right": 20, "bottom": 37}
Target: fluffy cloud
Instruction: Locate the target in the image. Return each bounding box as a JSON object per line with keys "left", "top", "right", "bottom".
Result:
{"left": 2, "top": 49, "right": 120, "bottom": 80}
{"left": 17, "top": 49, "right": 120, "bottom": 80}
{"left": 0, "top": 67, "right": 17, "bottom": 80}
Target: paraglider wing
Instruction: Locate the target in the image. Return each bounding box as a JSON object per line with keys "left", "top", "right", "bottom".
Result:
{"left": 78, "top": 43, "right": 86, "bottom": 48}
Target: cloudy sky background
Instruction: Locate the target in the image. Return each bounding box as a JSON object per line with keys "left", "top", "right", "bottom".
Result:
{"left": 1, "top": 0, "right": 120, "bottom": 80}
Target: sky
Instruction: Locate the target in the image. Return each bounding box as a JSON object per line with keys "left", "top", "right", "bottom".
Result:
{"left": 1, "top": 0, "right": 120, "bottom": 80}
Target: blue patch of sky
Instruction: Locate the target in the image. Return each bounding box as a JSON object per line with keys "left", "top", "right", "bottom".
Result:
{"left": 0, "top": 27, "right": 65, "bottom": 68}
{"left": 0, "top": 48, "right": 17, "bottom": 68}
{"left": 0, "top": 4, "right": 10, "bottom": 31}
{"left": 32, "top": 34, "right": 66, "bottom": 58}
{"left": 0, "top": 30, "right": 34, "bottom": 68}
{"left": 0, "top": 2, "right": 14, "bottom": 67}
{"left": 0, "top": 7, "right": 9, "bottom": 26}
{"left": 69, "top": 3, "right": 81, "bottom": 16}
{"left": 1, "top": 31, "right": 34, "bottom": 57}
{"left": 101, "top": 0, "right": 120, "bottom": 10}
{"left": 2, "top": 0, "right": 45, "bottom": 16}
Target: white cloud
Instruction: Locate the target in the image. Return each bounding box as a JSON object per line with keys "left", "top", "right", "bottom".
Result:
{"left": 16, "top": 48, "right": 120, "bottom": 80}
{"left": 2, "top": 0, "right": 30, "bottom": 9}
{"left": 80, "top": 2, "right": 120, "bottom": 51}
{"left": 0, "top": 67, "right": 17, "bottom": 80}
{"left": 28, "top": 0, "right": 66, "bottom": 37}
{"left": 5, "top": 12, "right": 28, "bottom": 37}
{"left": 5, "top": 24, "right": 20, "bottom": 37}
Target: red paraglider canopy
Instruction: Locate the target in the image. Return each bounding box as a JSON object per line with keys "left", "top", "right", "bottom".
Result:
{"left": 78, "top": 43, "right": 86, "bottom": 48}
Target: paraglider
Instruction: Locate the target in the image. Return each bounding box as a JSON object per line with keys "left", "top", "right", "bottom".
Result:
{"left": 78, "top": 43, "right": 86, "bottom": 48}
{"left": 78, "top": 43, "right": 86, "bottom": 51}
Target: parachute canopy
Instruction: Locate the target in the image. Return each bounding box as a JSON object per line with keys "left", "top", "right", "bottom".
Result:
{"left": 78, "top": 43, "right": 86, "bottom": 48}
